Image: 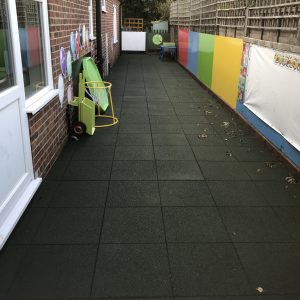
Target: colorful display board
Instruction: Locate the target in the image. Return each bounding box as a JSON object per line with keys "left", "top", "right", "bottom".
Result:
{"left": 187, "top": 32, "right": 199, "bottom": 77}
{"left": 177, "top": 29, "right": 300, "bottom": 168}
{"left": 178, "top": 29, "right": 188, "bottom": 67}
{"left": 211, "top": 36, "right": 243, "bottom": 109}
{"left": 198, "top": 33, "right": 214, "bottom": 88}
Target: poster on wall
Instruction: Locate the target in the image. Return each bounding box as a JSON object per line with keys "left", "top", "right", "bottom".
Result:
{"left": 244, "top": 45, "right": 300, "bottom": 151}
{"left": 237, "top": 43, "right": 251, "bottom": 103}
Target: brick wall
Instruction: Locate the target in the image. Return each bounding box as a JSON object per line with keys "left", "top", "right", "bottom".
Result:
{"left": 28, "top": 0, "right": 120, "bottom": 178}
{"left": 101, "top": 0, "right": 120, "bottom": 76}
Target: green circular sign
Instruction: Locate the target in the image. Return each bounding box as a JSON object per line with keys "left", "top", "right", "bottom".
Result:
{"left": 152, "top": 34, "right": 163, "bottom": 45}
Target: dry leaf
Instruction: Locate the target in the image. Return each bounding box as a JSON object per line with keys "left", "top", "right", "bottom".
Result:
{"left": 222, "top": 121, "right": 230, "bottom": 128}
{"left": 256, "top": 287, "right": 264, "bottom": 293}
{"left": 285, "top": 176, "right": 297, "bottom": 184}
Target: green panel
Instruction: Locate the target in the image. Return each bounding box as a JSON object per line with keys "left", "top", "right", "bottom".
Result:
{"left": 198, "top": 33, "right": 215, "bottom": 88}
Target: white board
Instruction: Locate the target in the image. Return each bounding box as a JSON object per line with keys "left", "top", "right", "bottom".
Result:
{"left": 244, "top": 45, "right": 300, "bottom": 151}
{"left": 122, "top": 32, "right": 146, "bottom": 51}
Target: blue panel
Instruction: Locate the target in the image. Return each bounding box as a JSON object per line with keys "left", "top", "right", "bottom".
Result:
{"left": 237, "top": 102, "right": 300, "bottom": 167}
{"left": 187, "top": 32, "right": 199, "bottom": 77}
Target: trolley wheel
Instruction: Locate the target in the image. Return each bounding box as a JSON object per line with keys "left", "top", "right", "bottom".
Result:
{"left": 72, "top": 122, "right": 86, "bottom": 136}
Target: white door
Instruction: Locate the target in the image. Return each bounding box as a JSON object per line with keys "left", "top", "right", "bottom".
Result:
{"left": 0, "top": 0, "right": 41, "bottom": 249}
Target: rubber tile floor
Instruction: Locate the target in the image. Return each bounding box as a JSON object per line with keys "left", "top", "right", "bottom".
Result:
{"left": 1, "top": 54, "right": 300, "bottom": 300}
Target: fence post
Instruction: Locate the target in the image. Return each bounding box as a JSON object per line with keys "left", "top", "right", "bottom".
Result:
{"left": 244, "top": 6, "right": 249, "bottom": 38}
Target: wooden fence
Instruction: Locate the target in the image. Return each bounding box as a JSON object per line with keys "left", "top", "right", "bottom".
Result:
{"left": 170, "top": 0, "right": 300, "bottom": 45}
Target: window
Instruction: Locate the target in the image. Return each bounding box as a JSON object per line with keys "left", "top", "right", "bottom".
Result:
{"left": 101, "top": 0, "right": 106, "bottom": 12}
{"left": 0, "top": 0, "right": 14, "bottom": 93}
{"left": 88, "top": 0, "right": 95, "bottom": 40}
{"left": 16, "top": 0, "right": 55, "bottom": 111}
{"left": 113, "top": 5, "right": 118, "bottom": 44}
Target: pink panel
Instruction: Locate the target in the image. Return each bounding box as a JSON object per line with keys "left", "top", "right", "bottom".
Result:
{"left": 178, "top": 29, "right": 189, "bottom": 67}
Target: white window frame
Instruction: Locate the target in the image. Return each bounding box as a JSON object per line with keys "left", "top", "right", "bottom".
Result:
{"left": 102, "top": 0, "right": 107, "bottom": 12}
{"left": 113, "top": 4, "right": 118, "bottom": 44}
{"left": 88, "top": 0, "right": 96, "bottom": 40}
{"left": 24, "top": 0, "right": 57, "bottom": 114}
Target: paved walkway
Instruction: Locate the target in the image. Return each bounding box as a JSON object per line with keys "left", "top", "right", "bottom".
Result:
{"left": 1, "top": 54, "right": 300, "bottom": 300}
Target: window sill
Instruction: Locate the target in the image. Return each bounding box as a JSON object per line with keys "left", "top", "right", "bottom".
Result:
{"left": 113, "top": 40, "right": 118, "bottom": 44}
{"left": 26, "top": 89, "right": 59, "bottom": 115}
{"left": 102, "top": 9, "right": 107, "bottom": 13}
{"left": 89, "top": 35, "right": 96, "bottom": 41}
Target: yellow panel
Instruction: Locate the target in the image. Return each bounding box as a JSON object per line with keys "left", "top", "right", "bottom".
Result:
{"left": 211, "top": 36, "right": 243, "bottom": 109}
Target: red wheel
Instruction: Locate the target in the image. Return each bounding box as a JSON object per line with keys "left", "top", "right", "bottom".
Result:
{"left": 72, "top": 122, "right": 86, "bottom": 136}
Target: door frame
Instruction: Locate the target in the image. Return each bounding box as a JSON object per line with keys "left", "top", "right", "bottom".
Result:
{"left": 0, "top": 0, "right": 41, "bottom": 250}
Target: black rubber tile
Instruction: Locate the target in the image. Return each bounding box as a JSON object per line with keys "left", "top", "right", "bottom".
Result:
{"left": 115, "top": 145, "right": 154, "bottom": 160}
{"left": 111, "top": 161, "right": 157, "bottom": 180}
{"left": 146, "top": 89, "right": 168, "bottom": 98}
{"left": 33, "top": 208, "right": 103, "bottom": 244}
{"left": 120, "top": 113, "right": 150, "bottom": 124}
{"left": 150, "top": 115, "right": 179, "bottom": 124}
{"left": 63, "top": 161, "right": 112, "bottom": 180}
{"left": 172, "top": 102, "right": 199, "bottom": 110}
{"left": 46, "top": 160, "right": 69, "bottom": 181}
{"left": 101, "top": 207, "right": 164, "bottom": 243}
{"left": 7, "top": 245, "right": 97, "bottom": 299}
{"left": 178, "top": 115, "right": 209, "bottom": 124}
{"left": 0, "top": 245, "right": 29, "bottom": 299}
{"left": 147, "top": 96, "right": 170, "bottom": 102}
{"left": 157, "top": 161, "right": 204, "bottom": 180}
{"left": 273, "top": 207, "right": 300, "bottom": 241}
{"left": 56, "top": 142, "right": 76, "bottom": 162}
{"left": 124, "top": 88, "right": 146, "bottom": 97}
{"left": 77, "top": 133, "right": 117, "bottom": 146}
{"left": 123, "top": 95, "right": 147, "bottom": 102}
{"left": 72, "top": 145, "right": 115, "bottom": 161}
{"left": 169, "top": 96, "right": 195, "bottom": 102}
{"left": 119, "top": 123, "right": 151, "bottom": 134}
{"left": 219, "top": 207, "right": 292, "bottom": 242}
{"left": 91, "top": 244, "right": 172, "bottom": 297}
{"left": 159, "top": 181, "right": 214, "bottom": 206}
{"left": 153, "top": 134, "right": 189, "bottom": 146}
{"left": 168, "top": 243, "right": 251, "bottom": 296}
{"left": 117, "top": 133, "right": 152, "bottom": 146}
{"left": 30, "top": 180, "right": 60, "bottom": 207}
{"left": 255, "top": 181, "right": 300, "bottom": 206}
{"left": 148, "top": 106, "right": 175, "bottom": 116}
{"left": 155, "top": 146, "right": 195, "bottom": 161}
{"left": 186, "top": 134, "right": 225, "bottom": 146}
{"left": 164, "top": 207, "right": 229, "bottom": 242}
{"left": 7, "top": 208, "right": 46, "bottom": 245}
{"left": 236, "top": 243, "right": 300, "bottom": 294}
{"left": 151, "top": 123, "right": 183, "bottom": 133}
{"left": 107, "top": 181, "right": 160, "bottom": 207}
{"left": 175, "top": 107, "right": 204, "bottom": 116}
{"left": 199, "top": 162, "right": 250, "bottom": 180}
{"left": 174, "top": 297, "right": 256, "bottom": 300}
{"left": 241, "top": 162, "right": 289, "bottom": 181}
{"left": 182, "top": 123, "right": 215, "bottom": 134}
{"left": 49, "top": 181, "right": 108, "bottom": 207}
{"left": 192, "top": 146, "right": 236, "bottom": 162}
{"left": 229, "top": 146, "right": 278, "bottom": 162}
{"left": 208, "top": 181, "right": 267, "bottom": 206}
{"left": 126, "top": 80, "right": 145, "bottom": 88}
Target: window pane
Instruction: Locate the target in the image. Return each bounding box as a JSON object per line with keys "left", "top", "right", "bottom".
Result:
{"left": 0, "top": 0, "right": 15, "bottom": 93}
{"left": 16, "top": 0, "right": 47, "bottom": 99}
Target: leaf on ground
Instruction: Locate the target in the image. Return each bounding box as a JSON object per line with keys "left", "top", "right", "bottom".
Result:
{"left": 256, "top": 287, "right": 264, "bottom": 293}
{"left": 265, "top": 161, "right": 276, "bottom": 168}
{"left": 285, "top": 176, "right": 297, "bottom": 184}
{"left": 221, "top": 121, "right": 230, "bottom": 128}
